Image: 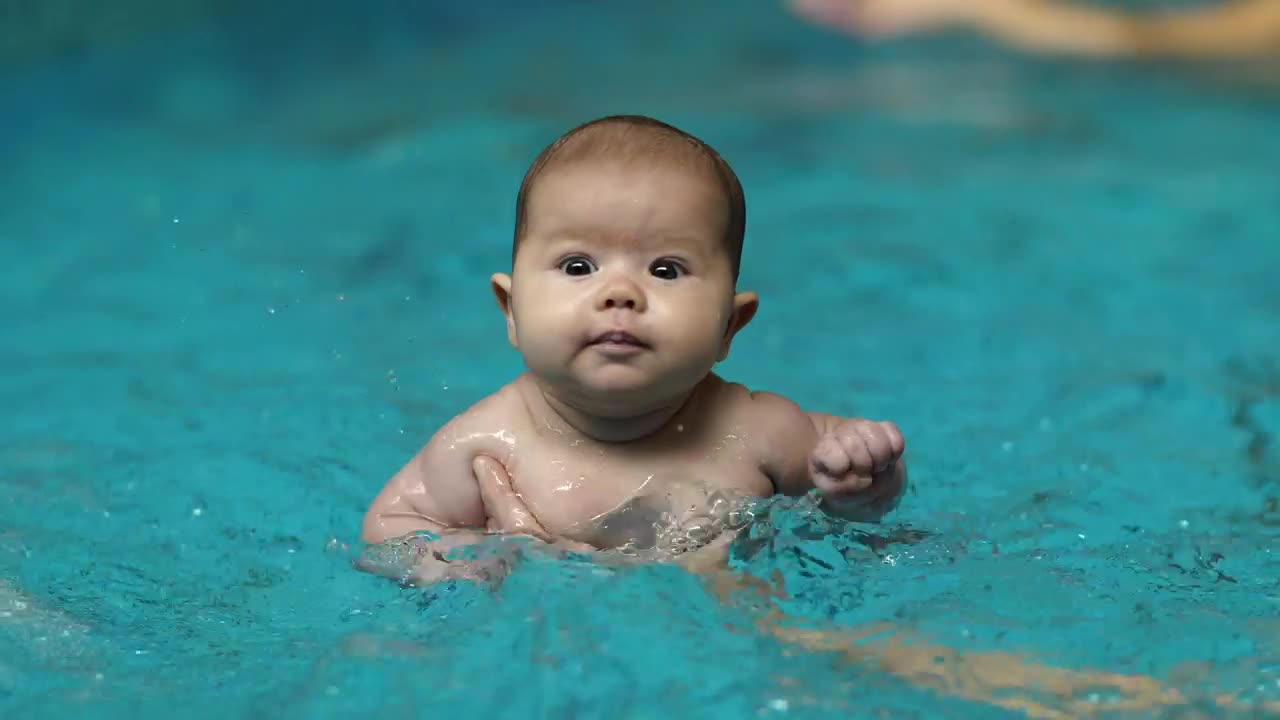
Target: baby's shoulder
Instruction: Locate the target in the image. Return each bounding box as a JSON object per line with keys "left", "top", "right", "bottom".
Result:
{"left": 427, "top": 380, "right": 530, "bottom": 452}
{"left": 701, "top": 374, "right": 808, "bottom": 429}
{"left": 706, "top": 376, "right": 803, "bottom": 415}
{"left": 702, "top": 376, "right": 815, "bottom": 489}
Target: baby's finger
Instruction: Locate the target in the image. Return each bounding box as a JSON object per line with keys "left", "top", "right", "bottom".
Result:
{"left": 853, "top": 422, "right": 893, "bottom": 471}
{"left": 880, "top": 421, "right": 905, "bottom": 457}
{"left": 811, "top": 433, "right": 851, "bottom": 476}
{"left": 814, "top": 469, "right": 873, "bottom": 496}
{"left": 835, "top": 425, "right": 876, "bottom": 476}
{"left": 473, "top": 456, "right": 548, "bottom": 539}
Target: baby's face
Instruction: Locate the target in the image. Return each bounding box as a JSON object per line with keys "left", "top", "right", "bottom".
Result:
{"left": 497, "top": 161, "right": 753, "bottom": 414}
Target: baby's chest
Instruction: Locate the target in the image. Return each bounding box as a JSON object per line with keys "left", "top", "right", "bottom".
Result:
{"left": 508, "top": 443, "right": 773, "bottom": 543}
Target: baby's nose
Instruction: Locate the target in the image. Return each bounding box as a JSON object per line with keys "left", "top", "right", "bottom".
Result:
{"left": 596, "top": 276, "right": 646, "bottom": 311}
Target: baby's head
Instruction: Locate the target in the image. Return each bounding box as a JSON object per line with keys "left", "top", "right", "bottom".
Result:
{"left": 492, "top": 115, "right": 759, "bottom": 416}
{"left": 511, "top": 115, "right": 746, "bottom": 282}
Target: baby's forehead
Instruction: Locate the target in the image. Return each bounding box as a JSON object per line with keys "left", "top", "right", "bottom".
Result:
{"left": 528, "top": 214, "right": 720, "bottom": 253}
{"left": 527, "top": 165, "right": 727, "bottom": 241}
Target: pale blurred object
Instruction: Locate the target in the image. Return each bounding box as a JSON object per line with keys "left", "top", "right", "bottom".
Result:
{"left": 787, "top": 0, "right": 1280, "bottom": 59}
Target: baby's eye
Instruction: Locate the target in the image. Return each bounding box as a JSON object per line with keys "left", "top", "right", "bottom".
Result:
{"left": 559, "top": 256, "right": 597, "bottom": 276}
{"left": 649, "top": 259, "right": 686, "bottom": 281}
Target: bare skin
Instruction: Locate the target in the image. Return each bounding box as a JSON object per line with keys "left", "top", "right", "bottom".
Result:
{"left": 787, "top": 0, "right": 1280, "bottom": 60}
{"left": 362, "top": 368, "right": 906, "bottom": 582}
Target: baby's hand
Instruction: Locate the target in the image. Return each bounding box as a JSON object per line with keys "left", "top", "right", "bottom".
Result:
{"left": 809, "top": 419, "right": 905, "bottom": 501}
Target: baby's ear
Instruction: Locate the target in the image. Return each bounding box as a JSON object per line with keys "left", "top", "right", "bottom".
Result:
{"left": 718, "top": 291, "right": 759, "bottom": 360}
{"left": 490, "top": 273, "right": 518, "bottom": 349}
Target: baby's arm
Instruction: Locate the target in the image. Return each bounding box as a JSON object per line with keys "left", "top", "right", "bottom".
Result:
{"left": 359, "top": 419, "right": 499, "bottom": 585}
{"left": 749, "top": 391, "right": 907, "bottom": 522}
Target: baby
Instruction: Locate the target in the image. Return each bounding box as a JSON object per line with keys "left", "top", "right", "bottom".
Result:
{"left": 360, "top": 114, "right": 907, "bottom": 583}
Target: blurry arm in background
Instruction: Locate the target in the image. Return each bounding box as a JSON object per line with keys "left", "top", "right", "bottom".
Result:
{"left": 698, "top": 560, "right": 1280, "bottom": 719}
{"left": 788, "top": 0, "right": 1280, "bottom": 59}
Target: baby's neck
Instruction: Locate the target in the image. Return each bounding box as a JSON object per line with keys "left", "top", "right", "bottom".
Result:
{"left": 524, "top": 375, "right": 709, "bottom": 444}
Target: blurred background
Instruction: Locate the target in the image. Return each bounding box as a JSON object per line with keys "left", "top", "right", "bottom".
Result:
{"left": 2, "top": 1, "right": 1279, "bottom": 718}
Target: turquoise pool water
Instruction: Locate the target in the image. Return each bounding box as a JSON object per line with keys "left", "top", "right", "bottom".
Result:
{"left": 3, "top": 2, "right": 1279, "bottom": 717}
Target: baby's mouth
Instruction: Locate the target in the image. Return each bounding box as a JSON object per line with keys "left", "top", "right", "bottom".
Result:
{"left": 589, "top": 330, "right": 649, "bottom": 348}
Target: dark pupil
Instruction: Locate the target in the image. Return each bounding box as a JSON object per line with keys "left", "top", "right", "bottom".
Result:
{"left": 566, "top": 260, "right": 591, "bottom": 275}
{"left": 653, "top": 264, "right": 676, "bottom": 279}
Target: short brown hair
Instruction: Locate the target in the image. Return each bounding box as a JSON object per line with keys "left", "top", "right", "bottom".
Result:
{"left": 511, "top": 115, "right": 746, "bottom": 280}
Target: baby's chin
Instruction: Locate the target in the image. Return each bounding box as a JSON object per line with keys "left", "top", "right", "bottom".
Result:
{"left": 574, "top": 385, "right": 678, "bottom": 416}
{"left": 556, "top": 373, "right": 693, "bottom": 415}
